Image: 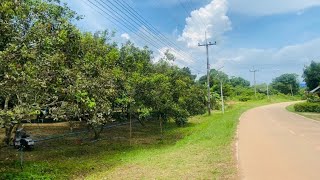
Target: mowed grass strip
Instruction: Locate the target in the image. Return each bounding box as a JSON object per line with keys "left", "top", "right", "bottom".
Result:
{"left": 0, "top": 96, "right": 295, "bottom": 179}
{"left": 86, "top": 97, "right": 295, "bottom": 180}
{"left": 286, "top": 104, "right": 320, "bottom": 121}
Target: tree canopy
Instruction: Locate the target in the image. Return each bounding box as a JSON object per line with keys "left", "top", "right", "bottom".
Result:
{"left": 230, "top": 76, "right": 250, "bottom": 87}
{"left": 0, "top": 0, "right": 207, "bottom": 143}
{"left": 271, "top": 73, "right": 300, "bottom": 95}
{"left": 303, "top": 61, "right": 320, "bottom": 90}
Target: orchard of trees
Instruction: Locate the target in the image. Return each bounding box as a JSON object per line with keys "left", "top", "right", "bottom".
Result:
{"left": 0, "top": 0, "right": 209, "bottom": 145}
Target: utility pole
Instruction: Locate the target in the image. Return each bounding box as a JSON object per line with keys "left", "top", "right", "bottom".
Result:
{"left": 215, "top": 66, "right": 224, "bottom": 114}
{"left": 198, "top": 32, "right": 216, "bottom": 115}
{"left": 220, "top": 80, "right": 224, "bottom": 114}
{"left": 250, "top": 67, "right": 258, "bottom": 97}
{"left": 267, "top": 84, "right": 270, "bottom": 99}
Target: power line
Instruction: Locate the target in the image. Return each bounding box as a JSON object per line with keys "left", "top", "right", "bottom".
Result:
{"left": 115, "top": 0, "right": 199, "bottom": 64}
{"left": 88, "top": 0, "right": 190, "bottom": 66}
{"left": 115, "top": 0, "right": 208, "bottom": 72}
{"left": 83, "top": 0, "right": 162, "bottom": 50}
{"left": 83, "top": 0, "right": 206, "bottom": 75}
{"left": 95, "top": 0, "right": 167, "bottom": 49}
{"left": 184, "top": 0, "right": 207, "bottom": 29}
{"left": 95, "top": 0, "right": 196, "bottom": 68}
{"left": 177, "top": 0, "right": 206, "bottom": 30}
{"left": 83, "top": 0, "right": 202, "bottom": 73}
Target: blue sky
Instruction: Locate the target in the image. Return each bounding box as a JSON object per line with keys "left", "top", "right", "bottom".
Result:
{"left": 63, "top": 0, "right": 320, "bottom": 84}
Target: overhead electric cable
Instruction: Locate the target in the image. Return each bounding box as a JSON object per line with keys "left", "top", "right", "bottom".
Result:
{"left": 114, "top": 0, "right": 199, "bottom": 63}
{"left": 83, "top": 0, "right": 206, "bottom": 74}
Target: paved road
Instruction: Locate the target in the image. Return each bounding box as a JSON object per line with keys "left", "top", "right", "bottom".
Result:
{"left": 238, "top": 102, "right": 320, "bottom": 180}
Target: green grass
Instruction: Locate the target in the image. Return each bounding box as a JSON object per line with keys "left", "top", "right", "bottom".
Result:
{"left": 286, "top": 103, "right": 295, "bottom": 112}
{"left": 286, "top": 103, "right": 320, "bottom": 121}
{"left": 85, "top": 96, "right": 297, "bottom": 179}
{"left": 0, "top": 96, "right": 297, "bottom": 179}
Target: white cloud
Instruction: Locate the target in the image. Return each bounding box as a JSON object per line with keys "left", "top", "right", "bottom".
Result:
{"left": 121, "top": 33, "right": 130, "bottom": 40}
{"left": 207, "top": 38, "right": 320, "bottom": 83}
{"left": 229, "top": 0, "right": 320, "bottom": 16}
{"left": 178, "top": 0, "right": 232, "bottom": 48}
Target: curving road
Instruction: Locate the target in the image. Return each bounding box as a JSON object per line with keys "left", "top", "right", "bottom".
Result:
{"left": 238, "top": 102, "right": 320, "bottom": 180}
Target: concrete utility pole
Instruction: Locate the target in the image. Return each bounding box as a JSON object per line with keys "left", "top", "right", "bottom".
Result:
{"left": 267, "top": 84, "right": 270, "bottom": 99}
{"left": 290, "top": 84, "right": 293, "bottom": 96}
{"left": 198, "top": 32, "right": 216, "bottom": 115}
{"left": 215, "top": 66, "right": 225, "bottom": 114}
{"left": 250, "top": 67, "right": 258, "bottom": 97}
{"left": 220, "top": 80, "right": 225, "bottom": 114}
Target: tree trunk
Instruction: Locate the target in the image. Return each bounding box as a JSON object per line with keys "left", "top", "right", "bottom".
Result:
{"left": 3, "top": 123, "right": 19, "bottom": 146}
{"left": 137, "top": 117, "right": 145, "bottom": 127}
{"left": 4, "top": 95, "right": 9, "bottom": 110}
{"left": 93, "top": 129, "right": 99, "bottom": 140}
{"left": 159, "top": 114, "right": 163, "bottom": 139}
{"left": 4, "top": 125, "right": 13, "bottom": 145}
{"left": 92, "top": 125, "right": 104, "bottom": 140}
{"left": 2, "top": 96, "right": 11, "bottom": 145}
{"left": 129, "top": 112, "right": 132, "bottom": 145}
{"left": 68, "top": 121, "right": 75, "bottom": 132}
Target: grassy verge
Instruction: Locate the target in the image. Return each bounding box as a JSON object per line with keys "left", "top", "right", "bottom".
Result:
{"left": 85, "top": 96, "right": 298, "bottom": 179}
{"left": 286, "top": 104, "right": 320, "bottom": 121}
{"left": 0, "top": 96, "right": 296, "bottom": 179}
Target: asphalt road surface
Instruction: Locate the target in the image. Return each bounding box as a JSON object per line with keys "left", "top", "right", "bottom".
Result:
{"left": 238, "top": 102, "right": 320, "bottom": 180}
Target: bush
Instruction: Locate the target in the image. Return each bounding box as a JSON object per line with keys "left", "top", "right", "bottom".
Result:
{"left": 294, "top": 102, "right": 320, "bottom": 113}
{"left": 175, "top": 117, "right": 188, "bottom": 127}
{"left": 306, "top": 94, "right": 320, "bottom": 103}
{"left": 238, "top": 96, "right": 251, "bottom": 102}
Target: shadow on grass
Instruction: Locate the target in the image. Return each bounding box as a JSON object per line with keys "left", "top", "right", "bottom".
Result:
{"left": 0, "top": 120, "right": 191, "bottom": 179}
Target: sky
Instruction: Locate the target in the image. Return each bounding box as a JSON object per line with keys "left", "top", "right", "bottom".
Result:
{"left": 62, "top": 0, "right": 320, "bottom": 85}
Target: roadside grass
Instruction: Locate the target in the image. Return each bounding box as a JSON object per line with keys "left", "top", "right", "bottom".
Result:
{"left": 0, "top": 95, "right": 297, "bottom": 179}
{"left": 86, "top": 96, "right": 298, "bottom": 179}
{"left": 286, "top": 104, "right": 320, "bottom": 121}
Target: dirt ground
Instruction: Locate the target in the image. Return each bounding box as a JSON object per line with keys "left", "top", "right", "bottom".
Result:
{"left": 0, "top": 120, "right": 158, "bottom": 161}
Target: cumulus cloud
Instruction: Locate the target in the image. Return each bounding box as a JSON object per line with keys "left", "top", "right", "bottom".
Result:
{"left": 229, "top": 0, "right": 320, "bottom": 16}
{"left": 178, "top": 0, "right": 231, "bottom": 48}
{"left": 121, "top": 33, "right": 130, "bottom": 40}
{"left": 207, "top": 38, "right": 320, "bottom": 83}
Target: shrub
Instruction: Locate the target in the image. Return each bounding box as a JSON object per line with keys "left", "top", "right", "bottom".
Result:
{"left": 238, "top": 96, "right": 251, "bottom": 102}
{"left": 306, "top": 94, "right": 320, "bottom": 103}
{"left": 175, "top": 117, "right": 188, "bottom": 127}
{"left": 294, "top": 102, "right": 320, "bottom": 113}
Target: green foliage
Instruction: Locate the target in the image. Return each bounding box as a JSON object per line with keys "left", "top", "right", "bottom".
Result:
{"left": 138, "top": 107, "right": 152, "bottom": 120}
{"left": 303, "top": 61, "right": 320, "bottom": 90}
{"left": 199, "top": 70, "right": 253, "bottom": 108}
{"left": 229, "top": 86, "right": 255, "bottom": 101}
{"left": 306, "top": 94, "right": 320, "bottom": 103}
{"left": 0, "top": 0, "right": 209, "bottom": 142}
{"left": 294, "top": 102, "right": 320, "bottom": 113}
{"left": 230, "top": 76, "right": 250, "bottom": 87}
{"left": 238, "top": 96, "right": 251, "bottom": 102}
{"left": 271, "top": 73, "right": 300, "bottom": 95}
